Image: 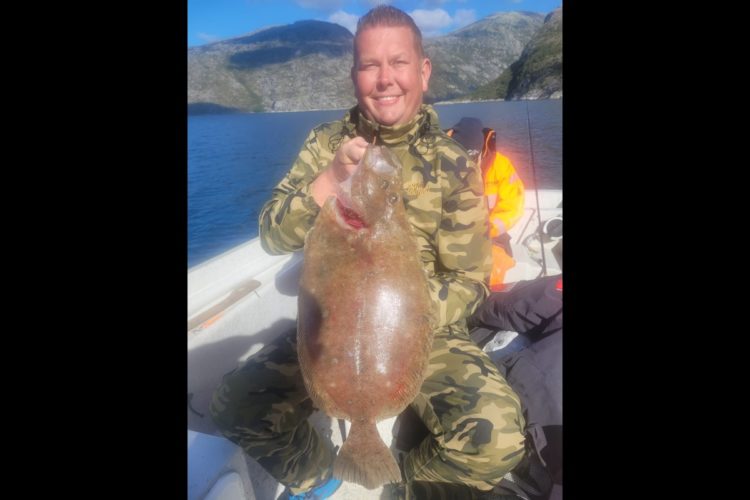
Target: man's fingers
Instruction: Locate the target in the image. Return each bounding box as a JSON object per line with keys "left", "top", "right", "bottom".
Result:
{"left": 349, "top": 136, "right": 369, "bottom": 148}
{"left": 328, "top": 135, "right": 371, "bottom": 185}
{"left": 336, "top": 137, "right": 368, "bottom": 177}
{"left": 342, "top": 137, "right": 368, "bottom": 163}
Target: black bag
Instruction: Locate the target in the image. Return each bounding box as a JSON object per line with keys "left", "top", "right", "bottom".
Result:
{"left": 470, "top": 275, "right": 562, "bottom": 342}
{"left": 471, "top": 276, "right": 563, "bottom": 499}
{"left": 485, "top": 330, "right": 562, "bottom": 500}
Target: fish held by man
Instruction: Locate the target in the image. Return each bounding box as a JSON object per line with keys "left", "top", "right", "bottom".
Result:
{"left": 298, "top": 145, "right": 434, "bottom": 489}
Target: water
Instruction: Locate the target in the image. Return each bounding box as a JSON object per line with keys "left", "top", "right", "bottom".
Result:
{"left": 188, "top": 100, "right": 562, "bottom": 268}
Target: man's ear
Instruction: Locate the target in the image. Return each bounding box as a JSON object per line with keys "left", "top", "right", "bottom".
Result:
{"left": 421, "top": 57, "right": 432, "bottom": 92}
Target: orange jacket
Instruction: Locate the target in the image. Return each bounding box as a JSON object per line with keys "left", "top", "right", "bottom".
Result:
{"left": 483, "top": 151, "right": 525, "bottom": 238}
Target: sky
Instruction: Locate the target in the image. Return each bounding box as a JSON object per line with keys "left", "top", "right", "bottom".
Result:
{"left": 188, "top": 0, "right": 562, "bottom": 47}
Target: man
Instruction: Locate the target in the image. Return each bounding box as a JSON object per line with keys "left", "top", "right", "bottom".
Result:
{"left": 210, "top": 6, "right": 526, "bottom": 499}
{"left": 448, "top": 117, "right": 525, "bottom": 290}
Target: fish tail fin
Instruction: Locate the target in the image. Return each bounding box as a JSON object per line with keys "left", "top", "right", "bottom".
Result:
{"left": 333, "top": 420, "right": 401, "bottom": 489}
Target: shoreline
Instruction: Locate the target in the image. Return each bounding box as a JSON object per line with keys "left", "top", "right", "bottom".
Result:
{"left": 188, "top": 95, "right": 562, "bottom": 117}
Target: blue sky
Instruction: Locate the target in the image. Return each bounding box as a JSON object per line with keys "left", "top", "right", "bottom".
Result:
{"left": 188, "top": 0, "right": 562, "bottom": 47}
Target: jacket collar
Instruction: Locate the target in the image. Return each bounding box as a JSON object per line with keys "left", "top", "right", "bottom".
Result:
{"left": 343, "top": 104, "right": 441, "bottom": 147}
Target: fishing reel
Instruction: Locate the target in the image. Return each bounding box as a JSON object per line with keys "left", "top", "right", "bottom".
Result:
{"left": 523, "top": 216, "right": 563, "bottom": 272}
{"left": 542, "top": 216, "right": 563, "bottom": 241}
{"left": 523, "top": 215, "right": 562, "bottom": 250}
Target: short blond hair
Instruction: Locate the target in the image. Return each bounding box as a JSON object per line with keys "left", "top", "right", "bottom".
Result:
{"left": 354, "top": 5, "right": 425, "bottom": 60}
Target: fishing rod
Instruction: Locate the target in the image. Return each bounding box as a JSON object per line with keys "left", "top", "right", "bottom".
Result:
{"left": 525, "top": 102, "right": 547, "bottom": 277}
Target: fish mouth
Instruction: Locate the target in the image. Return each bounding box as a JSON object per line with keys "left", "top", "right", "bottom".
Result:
{"left": 335, "top": 198, "right": 368, "bottom": 230}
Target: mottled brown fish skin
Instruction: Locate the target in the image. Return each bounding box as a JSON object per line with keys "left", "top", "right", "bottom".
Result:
{"left": 298, "top": 145, "right": 433, "bottom": 488}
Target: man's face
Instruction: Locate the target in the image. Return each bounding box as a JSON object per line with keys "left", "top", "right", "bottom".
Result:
{"left": 352, "top": 26, "right": 432, "bottom": 128}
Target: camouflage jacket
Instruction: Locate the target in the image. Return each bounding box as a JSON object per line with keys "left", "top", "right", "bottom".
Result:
{"left": 259, "top": 104, "right": 492, "bottom": 329}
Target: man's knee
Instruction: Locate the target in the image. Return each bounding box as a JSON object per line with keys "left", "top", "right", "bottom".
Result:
{"left": 444, "top": 425, "right": 525, "bottom": 484}
{"left": 406, "top": 418, "right": 525, "bottom": 489}
{"left": 209, "top": 360, "right": 311, "bottom": 438}
{"left": 439, "top": 390, "right": 527, "bottom": 485}
{"left": 208, "top": 374, "right": 240, "bottom": 434}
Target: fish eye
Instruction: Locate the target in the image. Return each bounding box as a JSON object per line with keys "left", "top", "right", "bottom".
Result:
{"left": 387, "top": 193, "right": 399, "bottom": 205}
{"left": 380, "top": 180, "right": 390, "bottom": 190}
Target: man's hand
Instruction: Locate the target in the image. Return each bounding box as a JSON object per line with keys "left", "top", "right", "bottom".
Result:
{"left": 312, "top": 136, "right": 369, "bottom": 207}
{"left": 332, "top": 136, "right": 368, "bottom": 181}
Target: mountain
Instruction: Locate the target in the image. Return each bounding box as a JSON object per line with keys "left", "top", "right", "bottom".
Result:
{"left": 188, "top": 12, "right": 548, "bottom": 114}
{"left": 424, "top": 11, "right": 544, "bottom": 102}
{"left": 470, "top": 8, "right": 562, "bottom": 101}
{"left": 188, "top": 20, "right": 355, "bottom": 113}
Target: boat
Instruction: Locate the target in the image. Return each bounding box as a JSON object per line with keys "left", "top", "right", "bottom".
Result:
{"left": 187, "top": 189, "right": 562, "bottom": 499}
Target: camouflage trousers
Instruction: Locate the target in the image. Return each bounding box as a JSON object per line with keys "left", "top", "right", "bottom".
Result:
{"left": 209, "top": 323, "right": 526, "bottom": 496}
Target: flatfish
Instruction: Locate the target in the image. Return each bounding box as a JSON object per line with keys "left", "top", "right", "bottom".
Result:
{"left": 298, "top": 145, "right": 433, "bottom": 489}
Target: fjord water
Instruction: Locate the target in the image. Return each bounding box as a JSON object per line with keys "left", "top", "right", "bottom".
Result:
{"left": 188, "top": 99, "right": 561, "bottom": 268}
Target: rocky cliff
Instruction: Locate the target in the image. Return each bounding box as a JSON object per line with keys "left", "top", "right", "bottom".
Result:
{"left": 470, "top": 8, "right": 562, "bottom": 101}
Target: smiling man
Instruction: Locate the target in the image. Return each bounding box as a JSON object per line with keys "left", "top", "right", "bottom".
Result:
{"left": 353, "top": 18, "right": 430, "bottom": 127}
{"left": 210, "top": 5, "right": 528, "bottom": 499}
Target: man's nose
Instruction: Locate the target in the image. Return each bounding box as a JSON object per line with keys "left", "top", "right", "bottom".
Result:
{"left": 377, "top": 65, "right": 393, "bottom": 88}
